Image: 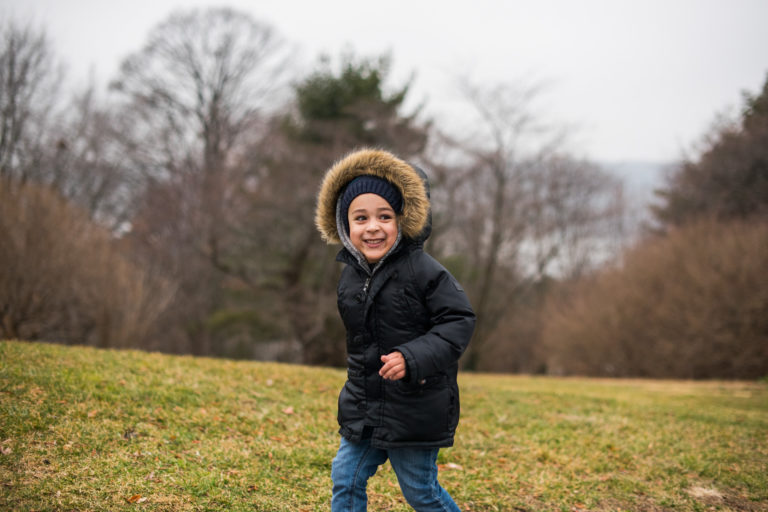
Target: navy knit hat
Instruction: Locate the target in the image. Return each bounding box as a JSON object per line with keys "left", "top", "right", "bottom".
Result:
{"left": 339, "top": 176, "right": 403, "bottom": 235}
{"left": 341, "top": 175, "right": 403, "bottom": 214}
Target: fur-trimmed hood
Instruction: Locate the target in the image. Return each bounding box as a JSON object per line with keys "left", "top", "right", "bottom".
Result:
{"left": 315, "top": 148, "right": 430, "bottom": 244}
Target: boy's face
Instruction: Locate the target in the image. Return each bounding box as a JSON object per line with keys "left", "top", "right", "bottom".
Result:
{"left": 347, "top": 193, "right": 398, "bottom": 264}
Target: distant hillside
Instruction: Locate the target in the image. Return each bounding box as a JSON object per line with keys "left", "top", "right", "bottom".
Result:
{"left": 602, "top": 160, "right": 670, "bottom": 202}
{"left": 600, "top": 160, "right": 672, "bottom": 226}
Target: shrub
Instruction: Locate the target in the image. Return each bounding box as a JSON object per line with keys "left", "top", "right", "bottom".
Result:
{"left": 541, "top": 220, "right": 768, "bottom": 378}
{"left": 0, "top": 181, "right": 174, "bottom": 347}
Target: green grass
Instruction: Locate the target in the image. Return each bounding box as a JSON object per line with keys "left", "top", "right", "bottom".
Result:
{"left": 1, "top": 341, "right": 766, "bottom": 511}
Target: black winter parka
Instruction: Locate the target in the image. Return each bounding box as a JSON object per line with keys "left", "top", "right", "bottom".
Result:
{"left": 316, "top": 149, "right": 476, "bottom": 449}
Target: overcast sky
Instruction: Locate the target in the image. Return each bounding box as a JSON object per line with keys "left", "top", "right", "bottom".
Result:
{"left": 4, "top": 0, "right": 768, "bottom": 164}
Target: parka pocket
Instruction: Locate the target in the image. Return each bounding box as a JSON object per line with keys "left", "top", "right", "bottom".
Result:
{"left": 403, "top": 287, "right": 425, "bottom": 313}
{"left": 399, "top": 286, "right": 430, "bottom": 328}
{"left": 394, "top": 373, "right": 444, "bottom": 395}
{"left": 384, "top": 377, "right": 453, "bottom": 442}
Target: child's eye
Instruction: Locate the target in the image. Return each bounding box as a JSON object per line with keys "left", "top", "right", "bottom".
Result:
{"left": 379, "top": 214, "right": 393, "bottom": 220}
{"left": 354, "top": 215, "right": 367, "bottom": 222}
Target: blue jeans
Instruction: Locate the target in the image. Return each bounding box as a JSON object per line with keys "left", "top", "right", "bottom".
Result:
{"left": 331, "top": 436, "right": 461, "bottom": 512}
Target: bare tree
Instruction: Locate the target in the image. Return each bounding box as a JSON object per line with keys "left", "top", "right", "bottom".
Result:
{"left": 524, "top": 155, "right": 626, "bottom": 279}
{"left": 45, "top": 86, "right": 137, "bottom": 230}
{"left": 432, "top": 79, "right": 558, "bottom": 367}
{"left": 110, "top": 7, "right": 289, "bottom": 181}
{"left": 431, "top": 78, "right": 627, "bottom": 370}
{"left": 108, "top": 8, "right": 291, "bottom": 356}
{"left": 0, "top": 19, "right": 62, "bottom": 183}
{"left": 0, "top": 20, "right": 131, "bottom": 231}
{"left": 110, "top": 6, "right": 291, "bottom": 280}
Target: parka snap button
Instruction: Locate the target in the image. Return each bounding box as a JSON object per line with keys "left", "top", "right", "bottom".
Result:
{"left": 419, "top": 379, "right": 426, "bottom": 385}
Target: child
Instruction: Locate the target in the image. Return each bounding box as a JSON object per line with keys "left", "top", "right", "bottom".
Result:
{"left": 315, "top": 148, "right": 476, "bottom": 512}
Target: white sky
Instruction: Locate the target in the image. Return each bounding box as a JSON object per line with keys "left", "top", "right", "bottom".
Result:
{"left": 3, "top": 0, "right": 768, "bottom": 163}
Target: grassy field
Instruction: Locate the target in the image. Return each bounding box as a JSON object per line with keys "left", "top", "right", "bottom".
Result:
{"left": 1, "top": 341, "right": 766, "bottom": 511}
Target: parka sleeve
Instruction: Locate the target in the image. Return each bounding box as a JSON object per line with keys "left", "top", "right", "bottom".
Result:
{"left": 393, "top": 254, "right": 476, "bottom": 383}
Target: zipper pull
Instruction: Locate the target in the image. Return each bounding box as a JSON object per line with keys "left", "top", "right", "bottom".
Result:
{"left": 355, "top": 277, "right": 372, "bottom": 304}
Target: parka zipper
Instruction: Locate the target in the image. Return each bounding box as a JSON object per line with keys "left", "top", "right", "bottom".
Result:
{"left": 355, "top": 276, "right": 372, "bottom": 304}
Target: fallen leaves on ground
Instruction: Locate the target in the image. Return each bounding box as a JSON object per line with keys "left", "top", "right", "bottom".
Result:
{"left": 126, "top": 494, "right": 147, "bottom": 503}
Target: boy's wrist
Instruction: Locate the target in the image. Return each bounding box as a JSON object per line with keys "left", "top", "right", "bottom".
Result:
{"left": 395, "top": 347, "right": 414, "bottom": 383}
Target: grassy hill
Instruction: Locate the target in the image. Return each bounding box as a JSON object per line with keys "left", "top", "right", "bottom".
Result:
{"left": 1, "top": 341, "right": 766, "bottom": 511}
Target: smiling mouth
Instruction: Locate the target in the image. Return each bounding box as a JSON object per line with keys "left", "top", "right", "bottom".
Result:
{"left": 363, "top": 238, "right": 385, "bottom": 247}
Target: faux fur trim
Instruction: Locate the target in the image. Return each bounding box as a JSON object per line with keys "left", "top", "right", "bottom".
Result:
{"left": 316, "top": 148, "right": 429, "bottom": 244}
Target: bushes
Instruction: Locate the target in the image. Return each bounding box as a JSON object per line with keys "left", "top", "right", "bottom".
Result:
{"left": 0, "top": 182, "right": 174, "bottom": 347}
{"left": 541, "top": 220, "right": 768, "bottom": 378}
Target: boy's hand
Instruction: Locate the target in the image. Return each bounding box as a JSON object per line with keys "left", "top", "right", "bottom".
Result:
{"left": 379, "top": 351, "right": 406, "bottom": 381}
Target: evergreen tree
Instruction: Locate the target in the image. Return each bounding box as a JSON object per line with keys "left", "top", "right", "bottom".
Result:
{"left": 653, "top": 74, "right": 768, "bottom": 227}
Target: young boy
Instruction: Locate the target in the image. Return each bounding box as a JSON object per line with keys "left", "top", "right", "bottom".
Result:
{"left": 315, "top": 148, "right": 476, "bottom": 512}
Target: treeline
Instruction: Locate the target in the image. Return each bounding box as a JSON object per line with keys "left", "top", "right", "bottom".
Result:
{"left": 1, "top": 9, "right": 765, "bottom": 378}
